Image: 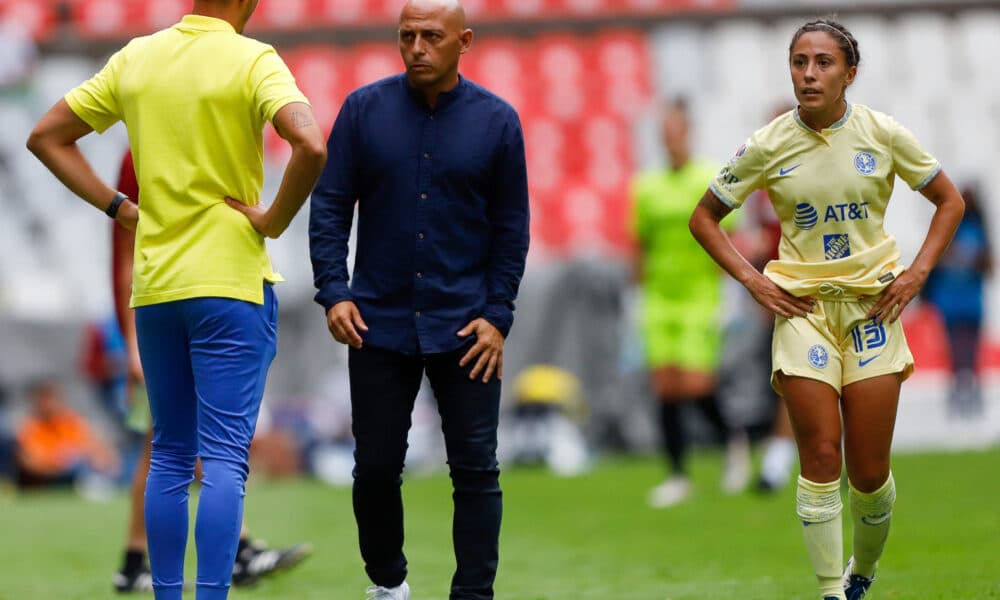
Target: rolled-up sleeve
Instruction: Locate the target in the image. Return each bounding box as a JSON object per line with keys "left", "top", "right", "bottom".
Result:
{"left": 482, "top": 111, "right": 530, "bottom": 337}
{"left": 309, "top": 95, "right": 359, "bottom": 312}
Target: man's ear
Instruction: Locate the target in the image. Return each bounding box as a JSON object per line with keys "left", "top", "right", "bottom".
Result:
{"left": 459, "top": 29, "right": 474, "bottom": 54}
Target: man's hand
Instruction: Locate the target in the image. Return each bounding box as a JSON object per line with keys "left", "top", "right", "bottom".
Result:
{"left": 327, "top": 301, "right": 368, "bottom": 348}
{"left": 115, "top": 199, "right": 139, "bottom": 232}
{"left": 225, "top": 196, "right": 274, "bottom": 238}
{"left": 457, "top": 318, "right": 505, "bottom": 383}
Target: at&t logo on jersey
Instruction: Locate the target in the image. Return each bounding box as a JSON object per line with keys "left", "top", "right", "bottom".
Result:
{"left": 824, "top": 233, "right": 851, "bottom": 259}
{"left": 854, "top": 151, "right": 877, "bottom": 175}
{"left": 824, "top": 202, "right": 870, "bottom": 222}
{"left": 808, "top": 344, "right": 829, "bottom": 369}
{"left": 794, "top": 203, "right": 819, "bottom": 230}
{"left": 795, "top": 202, "right": 870, "bottom": 229}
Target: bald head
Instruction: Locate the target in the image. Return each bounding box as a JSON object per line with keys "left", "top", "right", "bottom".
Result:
{"left": 398, "top": 0, "right": 472, "bottom": 105}
{"left": 400, "top": 0, "right": 466, "bottom": 30}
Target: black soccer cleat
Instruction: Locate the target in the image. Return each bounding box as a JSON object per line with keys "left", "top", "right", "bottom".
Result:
{"left": 232, "top": 539, "right": 313, "bottom": 587}
{"left": 113, "top": 567, "right": 154, "bottom": 594}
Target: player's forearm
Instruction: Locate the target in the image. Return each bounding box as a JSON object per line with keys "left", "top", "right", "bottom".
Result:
{"left": 909, "top": 189, "right": 965, "bottom": 281}
{"left": 690, "top": 197, "right": 759, "bottom": 288}
{"left": 28, "top": 100, "right": 119, "bottom": 215}
{"left": 263, "top": 141, "right": 327, "bottom": 238}
{"left": 28, "top": 139, "right": 117, "bottom": 214}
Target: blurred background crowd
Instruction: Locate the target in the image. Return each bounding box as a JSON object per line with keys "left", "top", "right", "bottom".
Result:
{"left": 0, "top": 0, "right": 997, "bottom": 499}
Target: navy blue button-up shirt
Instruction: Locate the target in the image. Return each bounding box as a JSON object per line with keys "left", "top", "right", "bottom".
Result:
{"left": 309, "top": 74, "right": 530, "bottom": 355}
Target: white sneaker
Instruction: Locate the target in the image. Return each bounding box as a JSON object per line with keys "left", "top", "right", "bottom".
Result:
{"left": 647, "top": 476, "right": 691, "bottom": 508}
{"left": 721, "top": 432, "right": 751, "bottom": 494}
{"left": 760, "top": 437, "right": 796, "bottom": 490}
{"left": 366, "top": 581, "right": 410, "bottom": 600}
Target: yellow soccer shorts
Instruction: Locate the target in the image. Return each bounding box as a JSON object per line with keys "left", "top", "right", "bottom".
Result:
{"left": 771, "top": 297, "right": 914, "bottom": 396}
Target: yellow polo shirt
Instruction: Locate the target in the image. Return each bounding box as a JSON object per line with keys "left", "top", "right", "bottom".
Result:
{"left": 710, "top": 104, "right": 940, "bottom": 298}
{"left": 65, "top": 14, "right": 309, "bottom": 307}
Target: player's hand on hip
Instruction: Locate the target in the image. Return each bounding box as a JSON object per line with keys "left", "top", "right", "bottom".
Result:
{"left": 327, "top": 301, "right": 367, "bottom": 348}
{"left": 115, "top": 198, "right": 139, "bottom": 232}
{"left": 867, "top": 269, "right": 921, "bottom": 324}
{"left": 457, "top": 318, "right": 505, "bottom": 383}
{"left": 747, "top": 272, "right": 814, "bottom": 319}
{"left": 225, "top": 196, "right": 274, "bottom": 238}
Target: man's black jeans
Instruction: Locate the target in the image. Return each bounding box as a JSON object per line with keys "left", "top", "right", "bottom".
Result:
{"left": 348, "top": 343, "right": 502, "bottom": 600}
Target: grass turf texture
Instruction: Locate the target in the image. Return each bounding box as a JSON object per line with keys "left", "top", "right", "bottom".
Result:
{"left": 2, "top": 449, "right": 999, "bottom": 599}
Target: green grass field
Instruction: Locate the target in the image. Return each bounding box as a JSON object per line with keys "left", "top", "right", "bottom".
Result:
{"left": 3, "top": 449, "right": 999, "bottom": 600}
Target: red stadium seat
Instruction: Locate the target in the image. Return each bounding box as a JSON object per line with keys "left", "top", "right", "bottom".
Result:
{"left": 0, "top": 0, "right": 58, "bottom": 40}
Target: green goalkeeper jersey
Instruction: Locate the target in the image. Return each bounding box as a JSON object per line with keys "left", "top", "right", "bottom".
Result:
{"left": 632, "top": 158, "right": 735, "bottom": 312}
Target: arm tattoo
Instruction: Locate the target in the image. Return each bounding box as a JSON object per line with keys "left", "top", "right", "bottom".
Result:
{"left": 698, "top": 191, "right": 733, "bottom": 221}
{"left": 290, "top": 111, "right": 314, "bottom": 129}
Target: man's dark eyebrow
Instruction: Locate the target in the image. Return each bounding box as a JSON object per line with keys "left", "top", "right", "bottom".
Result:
{"left": 399, "top": 26, "right": 446, "bottom": 35}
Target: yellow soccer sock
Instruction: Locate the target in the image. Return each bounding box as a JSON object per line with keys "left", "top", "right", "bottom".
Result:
{"left": 849, "top": 472, "right": 896, "bottom": 579}
{"left": 796, "top": 476, "right": 845, "bottom": 599}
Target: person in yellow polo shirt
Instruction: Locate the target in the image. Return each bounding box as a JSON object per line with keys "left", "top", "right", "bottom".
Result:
{"left": 27, "top": 1, "right": 327, "bottom": 598}
{"left": 689, "top": 19, "right": 964, "bottom": 600}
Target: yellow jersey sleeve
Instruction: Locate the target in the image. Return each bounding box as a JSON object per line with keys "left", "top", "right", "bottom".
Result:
{"left": 710, "top": 134, "right": 767, "bottom": 209}
{"left": 889, "top": 117, "right": 940, "bottom": 190}
{"left": 64, "top": 48, "right": 126, "bottom": 134}
{"left": 249, "top": 47, "right": 309, "bottom": 124}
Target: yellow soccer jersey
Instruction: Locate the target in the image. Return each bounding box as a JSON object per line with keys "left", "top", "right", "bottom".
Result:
{"left": 710, "top": 104, "right": 941, "bottom": 298}
{"left": 65, "top": 15, "right": 308, "bottom": 307}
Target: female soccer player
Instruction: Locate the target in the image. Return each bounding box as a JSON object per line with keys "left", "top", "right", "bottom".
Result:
{"left": 689, "top": 19, "right": 964, "bottom": 600}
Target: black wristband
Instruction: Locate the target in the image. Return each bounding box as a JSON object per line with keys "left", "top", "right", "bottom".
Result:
{"left": 105, "top": 191, "right": 128, "bottom": 218}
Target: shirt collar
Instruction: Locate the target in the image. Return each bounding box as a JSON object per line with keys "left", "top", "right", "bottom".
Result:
{"left": 175, "top": 14, "right": 236, "bottom": 33}
{"left": 794, "top": 102, "right": 853, "bottom": 136}
{"left": 403, "top": 73, "right": 467, "bottom": 111}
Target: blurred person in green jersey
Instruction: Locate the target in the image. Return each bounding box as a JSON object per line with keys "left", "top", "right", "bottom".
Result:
{"left": 690, "top": 19, "right": 964, "bottom": 600}
{"left": 630, "top": 98, "right": 751, "bottom": 509}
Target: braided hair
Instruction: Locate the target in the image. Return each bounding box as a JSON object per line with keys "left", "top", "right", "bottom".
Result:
{"left": 789, "top": 19, "right": 861, "bottom": 68}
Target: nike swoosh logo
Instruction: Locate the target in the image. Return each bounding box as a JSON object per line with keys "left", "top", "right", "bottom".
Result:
{"left": 858, "top": 354, "right": 882, "bottom": 367}
{"left": 778, "top": 164, "right": 802, "bottom": 176}
{"left": 862, "top": 512, "right": 891, "bottom": 525}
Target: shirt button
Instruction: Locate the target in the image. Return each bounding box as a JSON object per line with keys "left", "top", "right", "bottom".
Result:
{"left": 423, "top": 152, "right": 430, "bottom": 159}
{"left": 420, "top": 193, "right": 427, "bottom": 200}
{"left": 416, "top": 272, "right": 423, "bottom": 278}
{"left": 418, "top": 232, "right": 424, "bottom": 240}
{"left": 416, "top": 311, "right": 422, "bottom": 317}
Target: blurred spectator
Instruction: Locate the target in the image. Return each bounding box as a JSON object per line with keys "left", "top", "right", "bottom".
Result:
{"left": 500, "top": 365, "right": 590, "bottom": 477}
{"left": 15, "top": 378, "right": 119, "bottom": 489}
{"left": 723, "top": 102, "right": 797, "bottom": 493}
{"left": 922, "top": 183, "right": 993, "bottom": 418}
{"left": 79, "top": 313, "right": 128, "bottom": 419}
{"left": 630, "top": 98, "right": 750, "bottom": 509}
{"left": 0, "top": 381, "right": 13, "bottom": 485}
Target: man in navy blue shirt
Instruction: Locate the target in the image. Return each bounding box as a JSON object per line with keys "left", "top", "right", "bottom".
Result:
{"left": 308, "top": 1, "right": 529, "bottom": 598}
